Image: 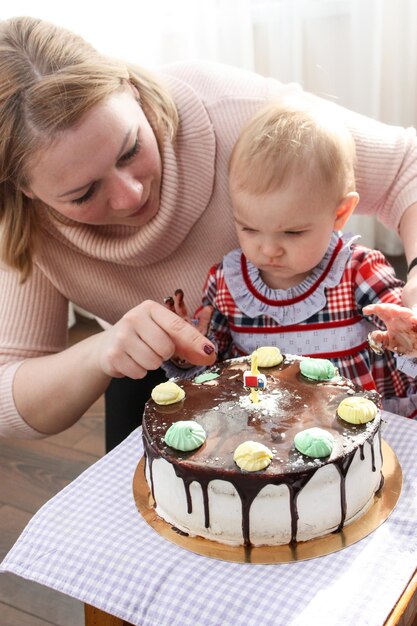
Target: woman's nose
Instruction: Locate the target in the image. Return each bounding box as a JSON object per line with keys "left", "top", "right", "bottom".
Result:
{"left": 109, "top": 172, "right": 144, "bottom": 211}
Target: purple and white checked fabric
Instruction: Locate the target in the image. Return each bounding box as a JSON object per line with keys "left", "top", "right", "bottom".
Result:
{"left": 1, "top": 413, "right": 416, "bottom": 626}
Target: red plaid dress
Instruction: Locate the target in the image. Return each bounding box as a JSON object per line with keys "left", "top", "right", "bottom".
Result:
{"left": 198, "top": 233, "right": 417, "bottom": 415}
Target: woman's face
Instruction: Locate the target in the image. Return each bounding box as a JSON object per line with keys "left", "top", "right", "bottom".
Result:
{"left": 25, "top": 87, "right": 162, "bottom": 227}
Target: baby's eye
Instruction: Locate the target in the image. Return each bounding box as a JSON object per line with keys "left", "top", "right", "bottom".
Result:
{"left": 285, "top": 231, "right": 304, "bottom": 236}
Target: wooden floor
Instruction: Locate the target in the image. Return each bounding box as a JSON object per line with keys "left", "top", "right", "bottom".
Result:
{"left": 0, "top": 316, "right": 104, "bottom": 626}
{"left": 0, "top": 254, "right": 407, "bottom": 626}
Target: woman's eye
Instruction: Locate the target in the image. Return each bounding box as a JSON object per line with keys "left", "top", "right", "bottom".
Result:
{"left": 118, "top": 138, "right": 141, "bottom": 164}
{"left": 72, "top": 184, "right": 96, "bottom": 205}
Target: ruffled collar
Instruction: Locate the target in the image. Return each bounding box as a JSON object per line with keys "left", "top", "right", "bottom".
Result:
{"left": 36, "top": 73, "right": 216, "bottom": 267}
{"left": 223, "top": 232, "right": 359, "bottom": 325}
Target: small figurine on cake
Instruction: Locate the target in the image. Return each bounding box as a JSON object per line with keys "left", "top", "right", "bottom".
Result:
{"left": 243, "top": 353, "right": 267, "bottom": 403}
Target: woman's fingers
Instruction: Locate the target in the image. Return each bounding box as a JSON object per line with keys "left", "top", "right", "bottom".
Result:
{"left": 98, "top": 313, "right": 174, "bottom": 378}
{"left": 98, "top": 301, "right": 216, "bottom": 379}
{"left": 148, "top": 301, "right": 215, "bottom": 365}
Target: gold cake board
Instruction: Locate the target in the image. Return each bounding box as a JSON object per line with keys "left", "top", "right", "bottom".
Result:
{"left": 132, "top": 441, "right": 402, "bottom": 564}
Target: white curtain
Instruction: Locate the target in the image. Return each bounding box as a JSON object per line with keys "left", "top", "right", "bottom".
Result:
{"left": 3, "top": 0, "right": 417, "bottom": 252}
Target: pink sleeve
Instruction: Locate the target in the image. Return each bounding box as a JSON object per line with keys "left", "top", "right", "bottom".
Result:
{"left": 163, "top": 61, "right": 417, "bottom": 232}
{"left": 0, "top": 264, "right": 69, "bottom": 438}
{"left": 336, "top": 105, "right": 417, "bottom": 231}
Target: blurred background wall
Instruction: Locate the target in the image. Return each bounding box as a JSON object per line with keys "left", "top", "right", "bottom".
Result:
{"left": 3, "top": 0, "right": 416, "bottom": 253}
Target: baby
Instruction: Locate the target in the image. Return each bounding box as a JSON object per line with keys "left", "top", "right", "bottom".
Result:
{"left": 167, "top": 99, "right": 417, "bottom": 417}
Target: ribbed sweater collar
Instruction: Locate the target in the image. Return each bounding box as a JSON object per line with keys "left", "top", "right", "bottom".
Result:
{"left": 37, "top": 73, "right": 216, "bottom": 266}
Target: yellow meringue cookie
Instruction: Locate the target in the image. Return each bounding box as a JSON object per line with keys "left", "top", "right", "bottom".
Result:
{"left": 151, "top": 381, "right": 185, "bottom": 405}
{"left": 233, "top": 441, "right": 273, "bottom": 471}
{"left": 337, "top": 396, "right": 378, "bottom": 424}
{"left": 252, "top": 346, "right": 283, "bottom": 368}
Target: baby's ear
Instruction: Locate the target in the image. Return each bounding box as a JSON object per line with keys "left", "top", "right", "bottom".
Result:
{"left": 334, "top": 192, "right": 359, "bottom": 230}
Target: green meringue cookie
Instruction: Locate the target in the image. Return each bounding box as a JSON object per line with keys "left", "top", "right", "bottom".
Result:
{"left": 294, "top": 428, "right": 334, "bottom": 458}
{"left": 193, "top": 371, "right": 220, "bottom": 383}
{"left": 164, "top": 420, "right": 206, "bottom": 451}
{"left": 300, "top": 358, "right": 337, "bottom": 381}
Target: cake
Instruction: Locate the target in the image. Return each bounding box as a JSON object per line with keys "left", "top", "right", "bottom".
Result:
{"left": 142, "top": 352, "right": 383, "bottom": 547}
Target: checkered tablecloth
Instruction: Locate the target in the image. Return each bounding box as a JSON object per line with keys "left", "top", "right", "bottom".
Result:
{"left": 1, "top": 412, "right": 416, "bottom": 626}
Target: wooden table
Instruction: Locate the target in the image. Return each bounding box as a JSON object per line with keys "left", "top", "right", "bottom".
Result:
{"left": 85, "top": 569, "right": 417, "bottom": 626}
{"left": 85, "top": 603, "right": 134, "bottom": 625}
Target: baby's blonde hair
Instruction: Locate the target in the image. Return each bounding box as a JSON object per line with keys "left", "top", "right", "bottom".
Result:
{"left": 0, "top": 16, "right": 179, "bottom": 281}
{"left": 229, "top": 98, "right": 356, "bottom": 203}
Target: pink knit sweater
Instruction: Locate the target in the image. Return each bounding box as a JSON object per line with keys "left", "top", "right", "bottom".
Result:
{"left": 1, "top": 61, "right": 417, "bottom": 437}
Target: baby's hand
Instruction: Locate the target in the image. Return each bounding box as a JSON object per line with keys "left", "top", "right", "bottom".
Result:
{"left": 194, "top": 304, "right": 214, "bottom": 337}
{"left": 163, "top": 290, "right": 215, "bottom": 369}
{"left": 164, "top": 289, "right": 214, "bottom": 336}
{"left": 363, "top": 303, "right": 417, "bottom": 357}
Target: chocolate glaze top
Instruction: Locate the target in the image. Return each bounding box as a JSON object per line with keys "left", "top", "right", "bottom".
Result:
{"left": 142, "top": 356, "right": 381, "bottom": 480}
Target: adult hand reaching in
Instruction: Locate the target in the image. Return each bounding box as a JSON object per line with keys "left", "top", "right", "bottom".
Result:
{"left": 363, "top": 303, "right": 417, "bottom": 357}
{"left": 97, "top": 299, "right": 216, "bottom": 379}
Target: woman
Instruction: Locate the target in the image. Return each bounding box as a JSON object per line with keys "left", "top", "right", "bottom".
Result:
{"left": 0, "top": 16, "right": 416, "bottom": 448}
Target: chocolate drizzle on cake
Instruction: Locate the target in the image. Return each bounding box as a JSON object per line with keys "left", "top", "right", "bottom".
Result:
{"left": 142, "top": 357, "right": 382, "bottom": 546}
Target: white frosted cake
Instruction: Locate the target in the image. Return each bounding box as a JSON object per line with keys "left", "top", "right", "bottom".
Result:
{"left": 142, "top": 352, "right": 383, "bottom": 547}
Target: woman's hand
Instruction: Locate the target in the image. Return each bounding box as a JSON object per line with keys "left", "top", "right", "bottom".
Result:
{"left": 97, "top": 300, "right": 216, "bottom": 379}
{"left": 363, "top": 303, "right": 417, "bottom": 357}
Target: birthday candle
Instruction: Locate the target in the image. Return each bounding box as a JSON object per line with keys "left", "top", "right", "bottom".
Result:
{"left": 250, "top": 353, "right": 260, "bottom": 403}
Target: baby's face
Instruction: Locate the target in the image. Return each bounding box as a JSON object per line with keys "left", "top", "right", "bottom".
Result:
{"left": 231, "top": 181, "right": 339, "bottom": 290}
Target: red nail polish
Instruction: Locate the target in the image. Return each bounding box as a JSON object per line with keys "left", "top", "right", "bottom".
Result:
{"left": 203, "top": 344, "right": 214, "bottom": 355}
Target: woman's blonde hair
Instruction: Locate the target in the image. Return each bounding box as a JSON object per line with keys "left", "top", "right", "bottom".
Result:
{"left": 229, "top": 97, "right": 356, "bottom": 203}
{"left": 0, "top": 16, "right": 179, "bottom": 281}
